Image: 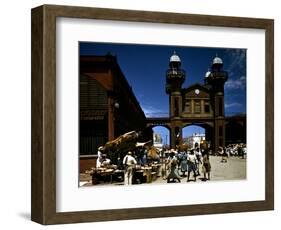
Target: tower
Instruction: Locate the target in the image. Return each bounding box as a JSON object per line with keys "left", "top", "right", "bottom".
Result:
{"left": 166, "top": 51, "right": 186, "bottom": 117}
{"left": 166, "top": 51, "right": 186, "bottom": 148}
{"left": 205, "top": 55, "right": 228, "bottom": 151}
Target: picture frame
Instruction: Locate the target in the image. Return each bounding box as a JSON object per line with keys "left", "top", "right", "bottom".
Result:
{"left": 31, "top": 4, "right": 274, "bottom": 225}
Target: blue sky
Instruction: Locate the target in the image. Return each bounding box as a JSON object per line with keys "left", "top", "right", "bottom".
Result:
{"left": 80, "top": 42, "right": 246, "bottom": 144}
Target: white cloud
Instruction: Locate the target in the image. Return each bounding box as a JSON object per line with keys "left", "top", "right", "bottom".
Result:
{"left": 240, "top": 76, "right": 246, "bottom": 81}
{"left": 225, "top": 102, "right": 242, "bottom": 108}
{"left": 141, "top": 105, "right": 168, "bottom": 117}
{"left": 225, "top": 76, "right": 246, "bottom": 90}
{"left": 226, "top": 49, "right": 246, "bottom": 74}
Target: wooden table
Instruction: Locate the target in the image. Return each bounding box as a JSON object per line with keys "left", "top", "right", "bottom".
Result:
{"left": 91, "top": 168, "right": 114, "bottom": 184}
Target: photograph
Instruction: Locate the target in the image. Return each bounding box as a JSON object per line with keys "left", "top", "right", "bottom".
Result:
{"left": 30, "top": 4, "right": 274, "bottom": 225}
{"left": 79, "top": 42, "right": 247, "bottom": 187}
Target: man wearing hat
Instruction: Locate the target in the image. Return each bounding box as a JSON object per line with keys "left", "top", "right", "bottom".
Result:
{"left": 96, "top": 146, "right": 104, "bottom": 168}
{"left": 123, "top": 151, "right": 137, "bottom": 185}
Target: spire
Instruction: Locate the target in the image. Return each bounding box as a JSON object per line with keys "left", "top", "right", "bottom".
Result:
{"left": 213, "top": 53, "right": 223, "bottom": 65}
{"left": 170, "top": 51, "right": 181, "bottom": 63}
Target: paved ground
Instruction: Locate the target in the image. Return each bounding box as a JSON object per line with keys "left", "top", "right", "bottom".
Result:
{"left": 208, "top": 156, "right": 246, "bottom": 181}
{"left": 80, "top": 156, "right": 246, "bottom": 187}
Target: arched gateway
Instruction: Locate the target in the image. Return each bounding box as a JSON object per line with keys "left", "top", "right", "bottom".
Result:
{"left": 147, "top": 52, "right": 229, "bottom": 152}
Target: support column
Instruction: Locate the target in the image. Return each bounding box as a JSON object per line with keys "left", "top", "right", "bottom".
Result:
{"left": 213, "top": 119, "right": 225, "bottom": 153}
{"left": 108, "top": 97, "right": 114, "bottom": 141}
{"left": 170, "top": 125, "right": 182, "bottom": 149}
{"left": 201, "top": 99, "right": 204, "bottom": 114}
{"left": 170, "top": 127, "right": 176, "bottom": 149}
{"left": 191, "top": 100, "right": 194, "bottom": 114}
{"left": 170, "top": 92, "right": 182, "bottom": 118}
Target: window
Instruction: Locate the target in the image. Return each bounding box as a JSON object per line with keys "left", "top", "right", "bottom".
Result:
{"left": 204, "top": 102, "right": 210, "bottom": 113}
{"left": 194, "top": 100, "right": 201, "bottom": 113}
{"left": 185, "top": 101, "right": 191, "bottom": 113}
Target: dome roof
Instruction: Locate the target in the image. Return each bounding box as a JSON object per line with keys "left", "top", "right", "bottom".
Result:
{"left": 205, "top": 70, "right": 211, "bottom": 78}
{"left": 213, "top": 56, "right": 223, "bottom": 65}
{"left": 170, "top": 51, "right": 181, "bottom": 62}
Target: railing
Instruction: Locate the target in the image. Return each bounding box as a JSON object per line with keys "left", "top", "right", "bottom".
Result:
{"left": 166, "top": 69, "right": 185, "bottom": 79}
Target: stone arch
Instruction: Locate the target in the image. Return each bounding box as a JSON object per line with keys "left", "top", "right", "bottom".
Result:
{"left": 182, "top": 122, "right": 213, "bottom": 150}
{"left": 146, "top": 124, "right": 171, "bottom": 147}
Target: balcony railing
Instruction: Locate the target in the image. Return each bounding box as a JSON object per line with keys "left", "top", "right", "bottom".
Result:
{"left": 166, "top": 69, "right": 185, "bottom": 79}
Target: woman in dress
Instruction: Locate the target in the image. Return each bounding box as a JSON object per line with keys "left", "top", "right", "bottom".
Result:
{"left": 180, "top": 151, "right": 188, "bottom": 177}
{"left": 167, "top": 151, "right": 181, "bottom": 183}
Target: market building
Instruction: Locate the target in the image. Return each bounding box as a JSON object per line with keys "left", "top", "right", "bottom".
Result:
{"left": 79, "top": 54, "right": 151, "bottom": 171}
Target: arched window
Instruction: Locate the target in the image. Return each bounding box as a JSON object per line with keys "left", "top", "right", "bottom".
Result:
{"left": 182, "top": 125, "right": 206, "bottom": 149}
{"left": 152, "top": 126, "right": 170, "bottom": 147}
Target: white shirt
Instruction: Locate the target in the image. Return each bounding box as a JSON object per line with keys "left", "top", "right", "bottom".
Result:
{"left": 97, "top": 150, "right": 102, "bottom": 159}
{"left": 188, "top": 154, "right": 197, "bottom": 164}
{"left": 123, "top": 155, "right": 137, "bottom": 166}
{"left": 96, "top": 157, "right": 103, "bottom": 168}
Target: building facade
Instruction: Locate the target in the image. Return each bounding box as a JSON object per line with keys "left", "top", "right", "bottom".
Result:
{"left": 147, "top": 52, "right": 246, "bottom": 152}
{"left": 80, "top": 55, "right": 150, "bottom": 155}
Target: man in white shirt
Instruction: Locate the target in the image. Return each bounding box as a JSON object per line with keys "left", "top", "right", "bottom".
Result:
{"left": 187, "top": 150, "right": 198, "bottom": 182}
{"left": 96, "top": 146, "right": 104, "bottom": 168}
{"left": 123, "top": 151, "right": 137, "bottom": 185}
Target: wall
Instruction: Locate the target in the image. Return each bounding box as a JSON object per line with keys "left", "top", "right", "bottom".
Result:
{"left": 80, "top": 155, "right": 97, "bottom": 173}
{"left": 0, "top": 0, "right": 279, "bottom": 229}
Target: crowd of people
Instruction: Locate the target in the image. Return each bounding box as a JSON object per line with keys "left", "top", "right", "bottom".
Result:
{"left": 224, "top": 144, "right": 247, "bottom": 158}
{"left": 163, "top": 144, "right": 211, "bottom": 183}
{"left": 94, "top": 143, "right": 246, "bottom": 185}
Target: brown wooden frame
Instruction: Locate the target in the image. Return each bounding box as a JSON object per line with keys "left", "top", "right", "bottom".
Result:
{"left": 31, "top": 4, "right": 274, "bottom": 225}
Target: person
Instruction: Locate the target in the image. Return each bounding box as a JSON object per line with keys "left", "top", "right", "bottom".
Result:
{"left": 166, "top": 151, "right": 181, "bottom": 183}
{"left": 242, "top": 144, "right": 247, "bottom": 159}
{"left": 96, "top": 153, "right": 111, "bottom": 168}
{"left": 218, "top": 147, "right": 227, "bottom": 163}
{"left": 238, "top": 145, "right": 242, "bottom": 158}
{"left": 202, "top": 152, "right": 211, "bottom": 181}
{"left": 180, "top": 151, "right": 188, "bottom": 177}
{"left": 187, "top": 150, "right": 197, "bottom": 182}
{"left": 195, "top": 147, "right": 202, "bottom": 175}
{"left": 177, "top": 150, "right": 183, "bottom": 170}
{"left": 123, "top": 151, "right": 137, "bottom": 185}
{"left": 96, "top": 146, "right": 104, "bottom": 168}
